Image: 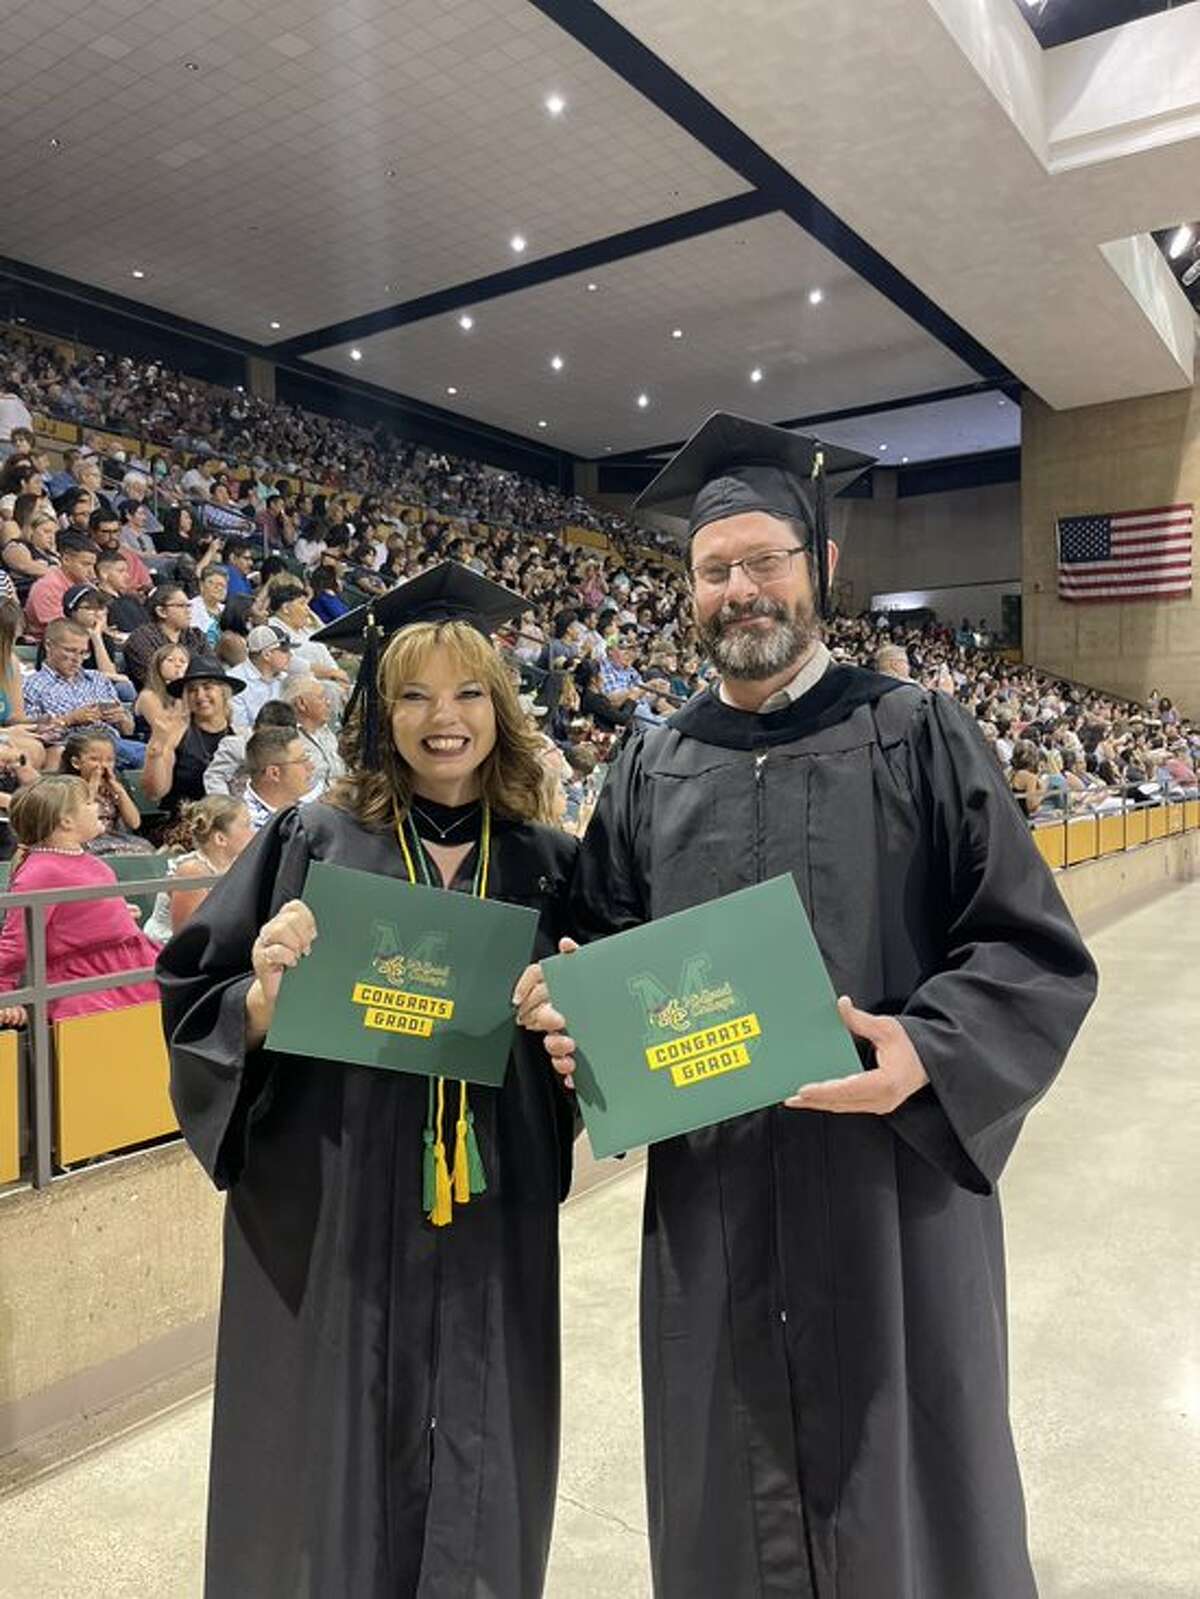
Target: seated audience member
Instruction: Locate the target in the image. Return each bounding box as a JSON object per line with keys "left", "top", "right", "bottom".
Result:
{"left": 23, "top": 530, "right": 99, "bottom": 641}
{"left": 197, "top": 480, "right": 252, "bottom": 536}
{"left": 309, "top": 563, "right": 351, "bottom": 623}
{"left": 60, "top": 732, "right": 153, "bottom": 855}
{"left": 142, "top": 795, "right": 253, "bottom": 944}
{"left": 267, "top": 581, "right": 351, "bottom": 696}
{"left": 577, "top": 658, "right": 635, "bottom": 731}
{"left": 141, "top": 656, "right": 244, "bottom": 819}
{"left": 279, "top": 673, "right": 345, "bottom": 793}
{"left": 95, "top": 547, "right": 150, "bottom": 641}
{"left": 3, "top": 505, "right": 60, "bottom": 600}
{"left": 0, "top": 598, "right": 48, "bottom": 773}
{"left": 874, "top": 642, "right": 911, "bottom": 680}
{"left": 119, "top": 500, "right": 159, "bottom": 559}
{"left": 204, "top": 700, "right": 299, "bottom": 798}
{"left": 229, "top": 624, "right": 291, "bottom": 729}
{"left": 1039, "top": 748, "right": 1069, "bottom": 811}
{"left": 189, "top": 566, "right": 229, "bottom": 648}
{"left": 133, "top": 642, "right": 191, "bottom": 734}
{"left": 58, "top": 487, "right": 97, "bottom": 536}
{"left": 117, "top": 470, "right": 163, "bottom": 535}
{"left": 0, "top": 776, "right": 161, "bottom": 1029}
{"left": 1008, "top": 739, "right": 1045, "bottom": 816}
{"left": 24, "top": 619, "right": 145, "bottom": 769}
{"left": 240, "top": 723, "right": 316, "bottom": 829}
{"left": 73, "top": 457, "right": 115, "bottom": 518}
{"left": 122, "top": 583, "right": 207, "bottom": 689}
{"left": 0, "top": 457, "right": 45, "bottom": 500}
{"left": 222, "top": 539, "right": 257, "bottom": 596}
{"left": 89, "top": 506, "right": 152, "bottom": 594}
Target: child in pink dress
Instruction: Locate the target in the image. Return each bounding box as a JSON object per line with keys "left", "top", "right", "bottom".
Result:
{"left": 0, "top": 775, "right": 161, "bottom": 1025}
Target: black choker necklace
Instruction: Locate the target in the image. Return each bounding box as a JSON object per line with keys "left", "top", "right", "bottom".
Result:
{"left": 409, "top": 797, "right": 483, "bottom": 843}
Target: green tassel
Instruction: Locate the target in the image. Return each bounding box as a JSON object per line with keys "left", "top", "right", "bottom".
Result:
{"left": 465, "top": 1109, "right": 487, "bottom": 1196}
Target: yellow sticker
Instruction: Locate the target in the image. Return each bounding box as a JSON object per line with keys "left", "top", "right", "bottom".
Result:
{"left": 352, "top": 983, "right": 454, "bottom": 1021}
{"left": 669, "top": 1043, "right": 751, "bottom": 1087}
{"left": 646, "top": 1012, "right": 760, "bottom": 1070}
{"left": 362, "top": 1008, "right": 435, "bottom": 1038}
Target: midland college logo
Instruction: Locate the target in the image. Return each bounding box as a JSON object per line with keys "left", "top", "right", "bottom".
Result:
{"left": 630, "top": 953, "right": 763, "bottom": 1089}
{"left": 350, "top": 921, "right": 456, "bottom": 1039}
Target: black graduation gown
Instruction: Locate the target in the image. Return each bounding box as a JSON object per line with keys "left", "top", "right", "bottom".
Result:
{"left": 157, "top": 801, "right": 578, "bottom": 1599}
{"left": 571, "top": 667, "right": 1098, "bottom": 1599}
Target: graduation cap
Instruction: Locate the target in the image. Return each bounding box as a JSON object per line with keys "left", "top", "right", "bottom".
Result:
{"left": 313, "top": 561, "right": 526, "bottom": 767}
{"left": 633, "top": 412, "right": 876, "bottom": 615}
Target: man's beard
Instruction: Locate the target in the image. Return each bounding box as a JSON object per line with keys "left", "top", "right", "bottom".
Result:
{"left": 696, "top": 594, "right": 818, "bottom": 681}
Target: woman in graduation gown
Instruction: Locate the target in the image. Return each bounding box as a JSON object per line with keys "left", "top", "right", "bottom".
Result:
{"left": 158, "top": 563, "right": 578, "bottom": 1599}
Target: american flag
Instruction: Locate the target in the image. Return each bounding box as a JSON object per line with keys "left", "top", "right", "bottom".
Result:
{"left": 1056, "top": 504, "right": 1193, "bottom": 602}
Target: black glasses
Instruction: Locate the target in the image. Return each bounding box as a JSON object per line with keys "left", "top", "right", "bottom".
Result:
{"left": 690, "top": 547, "right": 807, "bottom": 590}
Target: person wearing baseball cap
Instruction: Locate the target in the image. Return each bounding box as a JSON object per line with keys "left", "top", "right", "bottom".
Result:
{"left": 229, "top": 623, "right": 293, "bottom": 729}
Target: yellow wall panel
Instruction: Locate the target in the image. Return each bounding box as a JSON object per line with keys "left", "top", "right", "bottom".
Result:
{"left": 1167, "top": 804, "right": 1185, "bottom": 835}
{"left": 1186, "top": 801, "right": 1200, "bottom": 832}
{"left": 1065, "top": 816, "right": 1098, "bottom": 865}
{"left": 54, "top": 1002, "right": 177, "bottom": 1167}
{"left": 0, "top": 1031, "right": 19, "bottom": 1184}
{"left": 1034, "top": 826, "right": 1066, "bottom": 869}
{"left": 1147, "top": 807, "right": 1168, "bottom": 841}
{"left": 1126, "top": 809, "right": 1148, "bottom": 847}
{"left": 1098, "top": 815, "right": 1126, "bottom": 856}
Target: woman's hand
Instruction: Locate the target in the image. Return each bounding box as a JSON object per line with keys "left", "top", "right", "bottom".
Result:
{"left": 0, "top": 1005, "right": 27, "bottom": 1029}
{"left": 245, "top": 899, "right": 317, "bottom": 1049}
{"left": 512, "top": 937, "right": 579, "bottom": 1086}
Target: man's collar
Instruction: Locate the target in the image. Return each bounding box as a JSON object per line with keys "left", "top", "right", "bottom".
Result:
{"left": 717, "top": 640, "right": 832, "bottom": 714}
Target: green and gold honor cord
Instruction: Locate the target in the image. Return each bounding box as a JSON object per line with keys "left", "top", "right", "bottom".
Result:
{"left": 396, "top": 804, "right": 491, "bottom": 1226}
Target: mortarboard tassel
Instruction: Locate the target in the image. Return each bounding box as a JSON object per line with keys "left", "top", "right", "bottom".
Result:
{"left": 343, "top": 607, "right": 383, "bottom": 770}
{"left": 812, "top": 447, "right": 830, "bottom": 618}
{"left": 452, "top": 1081, "right": 471, "bottom": 1204}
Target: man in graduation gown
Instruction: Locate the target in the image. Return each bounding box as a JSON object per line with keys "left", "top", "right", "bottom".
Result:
{"left": 520, "top": 414, "right": 1098, "bottom": 1599}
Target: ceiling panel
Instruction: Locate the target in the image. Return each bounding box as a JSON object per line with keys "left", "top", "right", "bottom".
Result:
{"left": 308, "top": 212, "right": 978, "bottom": 456}
{"left": 0, "top": 0, "right": 743, "bottom": 342}
{"left": 815, "top": 391, "right": 1020, "bottom": 465}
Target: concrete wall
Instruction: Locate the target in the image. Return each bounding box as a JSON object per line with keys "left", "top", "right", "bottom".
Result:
{"left": 836, "top": 474, "right": 1021, "bottom": 619}
{"left": 1022, "top": 385, "right": 1200, "bottom": 715}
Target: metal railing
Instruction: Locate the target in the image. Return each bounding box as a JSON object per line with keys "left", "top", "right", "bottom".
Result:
{"left": 1028, "top": 778, "right": 1198, "bottom": 854}
{"left": 0, "top": 868, "right": 220, "bottom": 1190}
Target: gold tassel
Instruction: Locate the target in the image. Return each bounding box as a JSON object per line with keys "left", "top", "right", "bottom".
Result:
{"left": 430, "top": 1078, "right": 454, "bottom": 1227}
{"left": 452, "top": 1080, "right": 471, "bottom": 1205}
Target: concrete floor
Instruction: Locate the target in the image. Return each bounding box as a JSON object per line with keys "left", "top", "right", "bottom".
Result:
{"left": 1, "top": 882, "right": 1197, "bottom": 1598}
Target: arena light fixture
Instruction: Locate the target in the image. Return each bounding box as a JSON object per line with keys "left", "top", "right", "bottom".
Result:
{"left": 671, "top": 328, "right": 683, "bottom": 339}
{"left": 131, "top": 267, "right": 146, "bottom": 279}
{"left": 1182, "top": 258, "right": 1200, "bottom": 287}
{"left": 550, "top": 355, "right": 564, "bottom": 371}
{"left": 269, "top": 320, "right": 281, "bottom": 330}
{"left": 749, "top": 367, "right": 763, "bottom": 383}
{"left": 537, "top": 419, "right": 548, "bottom": 429}
{"left": 350, "top": 347, "right": 363, "bottom": 362}
{"left": 184, "top": 61, "right": 200, "bottom": 71}
{"left": 1168, "top": 225, "right": 1195, "bottom": 259}
{"left": 901, "top": 455, "right": 909, "bottom": 464}
{"left": 878, "top": 443, "right": 888, "bottom": 451}
{"left": 458, "top": 314, "right": 474, "bottom": 330}
{"left": 545, "top": 94, "right": 566, "bottom": 116}
{"left": 510, "top": 234, "right": 527, "bottom": 254}
{"left": 586, "top": 282, "right": 598, "bottom": 292}
{"left": 808, "top": 287, "right": 824, "bottom": 306}
{"left": 447, "top": 385, "right": 458, "bottom": 395}
{"left": 48, "top": 137, "right": 62, "bottom": 149}
{"left": 637, "top": 393, "right": 650, "bottom": 409}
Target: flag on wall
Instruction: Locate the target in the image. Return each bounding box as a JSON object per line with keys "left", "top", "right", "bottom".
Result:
{"left": 1056, "top": 504, "right": 1193, "bottom": 602}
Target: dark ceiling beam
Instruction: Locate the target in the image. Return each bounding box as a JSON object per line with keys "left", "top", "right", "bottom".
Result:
{"left": 529, "top": 0, "right": 1014, "bottom": 386}
{"left": 598, "top": 379, "right": 1022, "bottom": 464}
{"left": 270, "top": 190, "right": 776, "bottom": 359}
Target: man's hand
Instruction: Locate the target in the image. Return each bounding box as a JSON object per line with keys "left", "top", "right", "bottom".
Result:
{"left": 512, "top": 938, "right": 579, "bottom": 1083}
{"left": 785, "top": 997, "right": 929, "bottom": 1115}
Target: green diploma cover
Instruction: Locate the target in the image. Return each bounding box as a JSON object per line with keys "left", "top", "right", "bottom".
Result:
{"left": 267, "top": 860, "right": 538, "bottom": 1085}
{"left": 542, "top": 875, "right": 861, "bottom": 1156}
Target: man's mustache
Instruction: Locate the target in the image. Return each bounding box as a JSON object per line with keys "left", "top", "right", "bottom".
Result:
{"left": 713, "top": 596, "right": 791, "bottom": 627}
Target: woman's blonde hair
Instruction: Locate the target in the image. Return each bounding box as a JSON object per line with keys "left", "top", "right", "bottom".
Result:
{"left": 330, "top": 621, "right": 552, "bottom": 829}
{"left": 9, "top": 775, "right": 90, "bottom": 876}
{"left": 144, "top": 642, "right": 191, "bottom": 708}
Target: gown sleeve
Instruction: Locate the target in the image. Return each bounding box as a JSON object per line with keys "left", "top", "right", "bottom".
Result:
{"left": 569, "top": 732, "right": 650, "bottom": 941}
{"left": 890, "top": 693, "right": 1098, "bottom": 1194}
{"left": 156, "top": 807, "right": 312, "bottom": 1189}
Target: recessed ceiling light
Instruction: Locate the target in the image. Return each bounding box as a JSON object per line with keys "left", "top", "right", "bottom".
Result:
{"left": 637, "top": 393, "right": 650, "bottom": 409}
{"left": 458, "top": 314, "right": 474, "bottom": 330}
{"left": 550, "top": 355, "right": 564, "bottom": 371}
{"left": 604, "top": 445, "right": 613, "bottom": 452}
{"left": 545, "top": 93, "right": 565, "bottom": 116}
{"left": 671, "top": 328, "right": 683, "bottom": 339}
{"left": 184, "top": 61, "right": 200, "bottom": 71}
{"left": 537, "top": 419, "right": 548, "bottom": 429}
{"left": 878, "top": 443, "right": 888, "bottom": 451}
{"left": 586, "top": 282, "right": 598, "bottom": 292}
{"left": 1168, "top": 225, "right": 1194, "bottom": 259}
{"left": 350, "top": 347, "right": 363, "bottom": 361}
{"left": 510, "top": 233, "right": 527, "bottom": 254}
{"left": 385, "top": 168, "right": 396, "bottom": 178}
{"left": 808, "top": 288, "right": 824, "bottom": 306}
{"left": 131, "top": 268, "right": 145, "bottom": 279}
{"left": 48, "top": 137, "right": 62, "bottom": 149}
{"left": 269, "top": 320, "right": 281, "bottom": 330}
{"left": 447, "top": 386, "right": 458, "bottom": 395}
{"left": 997, "top": 397, "right": 1007, "bottom": 406}
{"left": 901, "top": 455, "right": 909, "bottom": 464}
{"left": 749, "top": 367, "right": 763, "bottom": 383}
